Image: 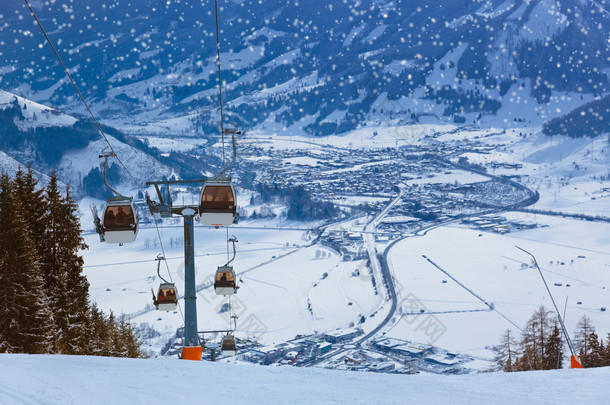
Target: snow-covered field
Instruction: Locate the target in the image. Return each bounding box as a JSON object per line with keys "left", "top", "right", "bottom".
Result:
{"left": 0, "top": 353, "right": 607, "bottom": 405}
{"left": 385, "top": 215, "right": 610, "bottom": 359}
{"left": 81, "top": 221, "right": 380, "bottom": 351}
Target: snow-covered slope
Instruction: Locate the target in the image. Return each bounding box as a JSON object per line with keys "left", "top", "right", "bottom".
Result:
{"left": 2, "top": 0, "right": 608, "bottom": 136}
{"left": 0, "top": 89, "right": 76, "bottom": 129}
{"left": 0, "top": 353, "right": 607, "bottom": 405}
{"left": 0, "top": 89, "right": 175, "bottom": 197}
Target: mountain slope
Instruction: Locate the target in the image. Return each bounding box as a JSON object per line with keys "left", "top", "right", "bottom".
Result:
{"left": 1, "top": 0, "right": 609, "bottom": 136}
{"left": 0, "top": 353, "right": 608, "bottom": 404}
{"left": 0, "top": 89, "right": 178, "bottom": 197}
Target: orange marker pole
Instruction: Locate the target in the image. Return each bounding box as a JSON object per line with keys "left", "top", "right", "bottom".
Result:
{"left": 570, "top": 355, "right": 583, "bottom": 369}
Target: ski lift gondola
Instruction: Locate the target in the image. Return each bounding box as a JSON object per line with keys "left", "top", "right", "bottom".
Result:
{"left": 221, "top": 333, "right": 237, "bottom": 356}
{"left": 151, "top": 255, "right": 178, "bottom": 312}
{"left": 91, "top": 151, "right": 139, "bottom": 245}
{"left": 199, "top": 179, "right": 237, "bottom": 228}
{"left": 214, "top": 265, "right": 237, "bottom": 296}
{"left": 214, "top": 236, "right": 239, "bottom": 295}
{"left": 199, "top": 125, "right": 240, "bottom": 228}
{"left": 155, "top": 282, "right": 178, "bottom": 311}
{"left": 101, "top": 198, "right": 138, "bottom": 244}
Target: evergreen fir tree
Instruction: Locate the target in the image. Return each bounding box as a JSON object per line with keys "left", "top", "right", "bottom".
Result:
{"left": 604, "top": 334, "right": 610, "bottom": 366}
{"left": 0, "top": 170, "right": 143, "bottom": 358}
{"left": 118, "top": 315, "right": 145, "bottom": 358}
{"left": 582, "top": 332, "right": 604, "bottom": 368}
{"left": 42, "top": 173, "right": 90, "bottom": 354}
{"left": 88, "top": 303, "right": 112, "bottom": 357}
{"left": 0, "top": 183, "right": 54, "bottom": 353}
{"left": 13, "top": 167, "right": 47, "bottom": 253}
{"left": 542, "top": 323, "right": 563, "bottom": 370}
{"left": 0, "top": 172, "right": 12, "bottom": 348}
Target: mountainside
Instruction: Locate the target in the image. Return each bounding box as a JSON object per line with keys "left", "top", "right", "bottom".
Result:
{"left": 0, "top": 89, "right": 186, "bottom": 197}
{"left": 1, "top": 0, "right": 609, "bottom": 136}
{"left": 542, "top": 94, "right": 610, "bottom": 137}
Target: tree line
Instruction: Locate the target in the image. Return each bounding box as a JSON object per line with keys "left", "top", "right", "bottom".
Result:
{"left": 0, "top": 168, "right": 143, "bottom": 357}
{"left": 494, "top": 306, "right": 610, "bottom": 371}
{"left": 572, "top": 315, "right": 610, "bottom": 368}
{"left": 542, "top": 95, "right": 610, "bottom": 138}
{"left": 253, "top": 183, "right": 341, "bottom": 221}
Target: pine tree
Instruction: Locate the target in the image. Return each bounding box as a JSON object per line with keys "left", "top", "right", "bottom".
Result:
{"left": 13, "top": 167, "right": 47, "bottom": 252}
{"left": 42, "top": 173, "right": 90, "bottom": 354}
{"left": 88, "top": 303, "right": 112, "bottom": 357}
{"left": 0, "top": 172, "right": 12, "bottom": 348}
{"left": 542, "top": 323, "right": 563, "bottom": 370}
{"left": 0, "top": 183, "right": 54, "bottom": 353}
{"left": 118, "top": 316, "right": 145, "bottom": 358}
{"left": 582, "top": 332, "right": 604, "bottom": 368}
{"left": 493, "top": 329, "right": 519, "bottom": 371}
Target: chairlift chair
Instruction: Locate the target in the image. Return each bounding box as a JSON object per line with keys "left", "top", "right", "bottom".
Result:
{"left": 221, "top": 334, "right": 237, "bottom": 356}
{"left": 199, "top": 179, "right": 237, "bottom": 228}
{"left": 214, "top": 265, "right": 237, "bottom": 296}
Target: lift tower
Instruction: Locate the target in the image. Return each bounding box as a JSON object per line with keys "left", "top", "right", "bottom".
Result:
{"left": 147, "top": 179, "right": 207, "bottom": 361}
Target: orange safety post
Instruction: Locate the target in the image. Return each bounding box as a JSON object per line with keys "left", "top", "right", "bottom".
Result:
{"left": 182, "top": 346, "right": 202, "bottom": 361}
{"left": 570, "top": 355, "right": 583, "bottom": 369}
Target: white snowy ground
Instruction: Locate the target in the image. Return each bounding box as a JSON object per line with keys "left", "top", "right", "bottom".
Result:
{"left": 0, "top": 354, "right": 607, "bottom": 405}
{"left": 385, "top": 216, "right": 610, "bottom": 359}
{"left": 81, "top": 220, "right": 381, "bottom": 351}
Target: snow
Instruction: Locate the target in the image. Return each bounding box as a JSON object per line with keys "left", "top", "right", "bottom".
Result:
{"left": 58, "top": 136, "right": 172, "bottom": 191}
{"left": 343, "top": 22, "right": 367, "bottom": 47}
{"left": 382, "top": 59, "right": 416, "bottom": 77}
{"left": 426, "top": 43, "right": 467, "bottom": 90}
{"left": 229, "top": 72, "right": 322, "bottom": 106}
{"left": 334, "top": 195, "right": 392, "bottom": 207}
{"left": 138, "top": 136, "right": 208, "bottom": 153}
{"left": 219, "top": 45, "right": 266, "bottom": 70}
{"left": 475, "top": 0, "right": 515, "bottom": 19}
{"left": 0, "top": 353, "right": 609, "bottom": 404}
{"left": 12, "top": 65, "right": 81, "bottom": 104}
{"left": 68, "top": 38, "right": 108, "bottom": 55}
{"left": 0, "top": 89, "right": 77, "bottom": 129}
{"left": 0, "top": 150, "right": 30, "bottom": 177}
{"left": 363, "top": 24, "right": 388, "bottom": 43}
{"left": 386, "top": 217, "right": 610, "bottom": 358}
{"left": 108, "top": 68, "right": 141, "bottom": 83}
{"left": 282, "top": 156, "right": 320, "bottom": 166}
{"left": 520, "top": 0, "right": 569, "bottom": 42}
{"left": 245, "top": 27, "right": 286, "bottom": 43}
{"left": 262, "top": 49, "right": 300, "bottom": 69}
{"left": 402, "top": 171, "right": 489, "bottom": 186}
{"left": 80, "top": 222, "right": 379, "bottom": 348}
